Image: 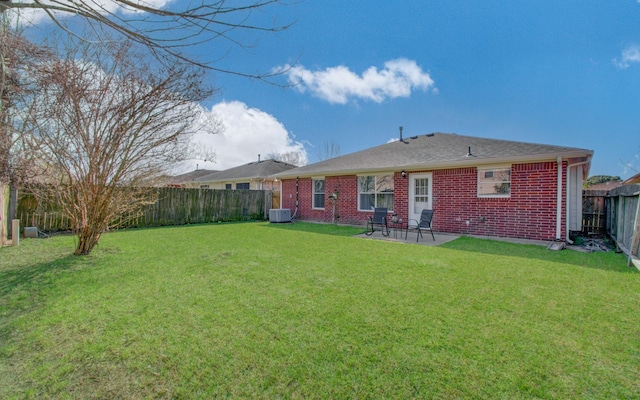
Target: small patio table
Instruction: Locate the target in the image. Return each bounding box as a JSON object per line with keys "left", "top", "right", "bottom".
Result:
{"left": 388, "top": 218, "right": 408, "bottom": 239}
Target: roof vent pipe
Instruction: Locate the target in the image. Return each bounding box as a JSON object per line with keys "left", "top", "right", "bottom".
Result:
{"left": 399, "top": 126, "right": 404, "bottom": 142}
{"left": 258, "top": 154, "right": 261, "bottom": 162}
{"left": 466, "top": 147, "right": 475, "bottom": 157}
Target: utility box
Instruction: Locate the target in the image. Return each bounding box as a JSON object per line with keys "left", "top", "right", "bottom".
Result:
{"left": 24, "top": 227, "right": 38, "bottom": 238}
{"left": 269, "top": 209, "right": 291, "bottom": 223}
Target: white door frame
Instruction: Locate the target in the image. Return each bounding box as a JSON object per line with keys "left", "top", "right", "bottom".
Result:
{"left": 408, "top": 173, "right": 433, "bottom": 223}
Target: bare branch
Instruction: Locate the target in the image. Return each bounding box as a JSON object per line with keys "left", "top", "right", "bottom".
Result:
{"left": 316, "top": 139, "right": 341, "bottom": 161}
{"left": 267, "top": 150, "right": 305, "bottom": 166}
{"left": 2, "top": 0, "right": 293, "bottom": 79}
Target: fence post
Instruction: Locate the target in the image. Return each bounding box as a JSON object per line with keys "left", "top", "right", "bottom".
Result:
{"left": 0, "top": 183, "right": 7, "bottom": 246}
{"left": 630, "top": 197, "right": 640, "bottom": 267}
{"left": 12, "top": 219, "right": 20, "bottom": 246}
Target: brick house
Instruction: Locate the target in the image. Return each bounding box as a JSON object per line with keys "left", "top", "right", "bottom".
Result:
{"left": 274, "top": 132, "right": 593, "bottom": 242}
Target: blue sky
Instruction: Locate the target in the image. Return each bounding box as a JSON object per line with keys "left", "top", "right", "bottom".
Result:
{"left": 200, "top": 0, "right": 640, "bottom": 178}
{"left": 18, "top": 1, "right": 640, "bottom": 178}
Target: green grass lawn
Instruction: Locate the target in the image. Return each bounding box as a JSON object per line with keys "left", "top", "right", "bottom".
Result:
{"left": 1, "top": 222, "right": 638, "bottom": 399}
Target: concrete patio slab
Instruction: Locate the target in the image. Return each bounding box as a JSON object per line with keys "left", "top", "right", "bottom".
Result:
{"left": 355, "top": 229, "right": 460, "bottom": 246}
{"left": 355, "top": 229, "right": 553, "bottom": 248}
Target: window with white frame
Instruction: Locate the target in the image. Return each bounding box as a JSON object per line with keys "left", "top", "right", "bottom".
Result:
{"left": 312, "top": 178, "right": 325, "bottom": 209}
{"left": 477, "top": 166, "right": 511, "bottom": 197}
{"left": 358, "top": 175, "right": 394, "bottom": 211}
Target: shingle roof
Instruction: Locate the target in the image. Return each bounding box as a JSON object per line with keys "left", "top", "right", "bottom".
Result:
{"left": 274, "top": 132, "right": 593, "bottom": 179}
{"left": 167, "top": 169, "right": 219, "bottom": 184}
{"left": 195, "top": 159, "right": 297, "bottom": 183}
{"left": 623, "top": 172, "right": 640, "bottom": 185}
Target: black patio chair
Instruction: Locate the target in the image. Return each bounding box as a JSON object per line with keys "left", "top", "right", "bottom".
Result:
{"left": 365, "top": 207, "right": 389, "bottom": 236}
{"left": 410, "top": 209, "right": 435, "bottom": 242}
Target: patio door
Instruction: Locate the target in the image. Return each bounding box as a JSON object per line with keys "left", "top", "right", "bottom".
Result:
{"left": 409, "top": 173, "right": 432, "bottom": 222}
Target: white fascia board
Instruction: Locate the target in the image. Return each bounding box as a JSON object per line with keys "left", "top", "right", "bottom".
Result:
{"left": 275, "top": 150, "right": 593, "bottom": 180}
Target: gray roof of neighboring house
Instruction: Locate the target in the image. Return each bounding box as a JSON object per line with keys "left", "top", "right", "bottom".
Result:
{"left": 168, "top": 169, "right": 219, "bottom": 184}
{"left": 195, "top": 159, "right": 297, "bottom": 183}
{"left": 274, "top": 132, "right": 593, "bottom": 179}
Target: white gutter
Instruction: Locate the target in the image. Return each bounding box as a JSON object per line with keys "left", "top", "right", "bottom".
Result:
{"left": 556, "top": 156, "right": 563, "bottom": 240}
{"left": 565, "top": 154, "right": 593, "bottom": 243}
{"left": 275, "top": 152, "right": 594, "bottom": 180}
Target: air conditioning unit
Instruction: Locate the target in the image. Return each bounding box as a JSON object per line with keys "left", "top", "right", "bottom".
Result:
{"left": 269, "top": 209, "right": 291, "bottom": 223}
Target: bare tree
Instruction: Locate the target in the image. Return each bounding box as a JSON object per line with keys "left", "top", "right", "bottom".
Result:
{"left": 0, "top": 1, "right": 292, "bottom": 244}
{"left": 317, "top": 139, "right": 341, "bottom": 161}
{"left": 0, "top": 27, "right": 51, "bottom": 244}
{"left": 0, "top": 0, "right": 290, "bottom": 76}
{"left": 22, "top": 38, "right": 216, "bottom": 255}
{"left": 267, "top": 150, "right": 306, "bottom": 166}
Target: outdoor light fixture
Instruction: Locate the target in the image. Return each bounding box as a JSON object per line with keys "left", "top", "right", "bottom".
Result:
{"left": 401, "top": 170, "right": 407, "bottom": 178}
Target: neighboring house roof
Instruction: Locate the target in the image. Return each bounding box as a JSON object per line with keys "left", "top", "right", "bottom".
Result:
{"left": 274, "top": 132, "right": 593, "bottom": 179}
{"left": 584, "top": 181, "right": 624, "bottom": 191}
{"left": 156, "top": 169, "right": 218, "bottom": 186}
{"left": 623, "top": 172, "right": 640, "bottom": 185}
{"left": 169, "top": 169, "right": 219, "bottom": 184}
{"left": 195, "top": 159, "right": 297, "bottom": 183}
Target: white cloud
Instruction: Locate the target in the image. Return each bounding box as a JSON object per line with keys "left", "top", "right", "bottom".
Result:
{"left": 181, "top": 101, "right": 307, "bottom": 172}
{"left": 612, "top": 44, "right": 640, "bottom": 69}
{"left": 8, "top": 0, "right": 176, "bottom": 24}
{"left": 279, "top": 58, "right": 436, "bottom": 104}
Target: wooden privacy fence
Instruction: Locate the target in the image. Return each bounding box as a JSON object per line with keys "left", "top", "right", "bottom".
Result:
{"left": 605, "top": 184, "right": 640, "bottom": 268}
{"left": 17, "top": 187, "right": 273, "bottom": 232}
{"left": 582, "top": 190, "right": 607, "bottom": 234}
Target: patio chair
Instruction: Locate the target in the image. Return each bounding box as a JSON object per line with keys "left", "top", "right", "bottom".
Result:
{"left": 365, "top": 207, "right": 389, "bottom": 237}
{"left": 410, "top": 209, "right": 435, "bottom": 242}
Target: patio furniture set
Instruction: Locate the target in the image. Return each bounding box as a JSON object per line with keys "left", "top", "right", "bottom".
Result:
{"left": 365, "top": 208, "right": 435, "bottom": 242}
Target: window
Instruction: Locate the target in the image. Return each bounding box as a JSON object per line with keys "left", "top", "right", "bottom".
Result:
{"left": 225, "top": 183, "right": 232, "bottom": 190}
{"left": 312, "top": 178, "right": 325, "bottom": 209}
{"left": 236, "top": 182, "right": 250, "bottom": 190}
{"left": 478, "top": 166, "right": 511, "bottom": 197}
{"left": 358, "top": 175, "right": 394, "bottom": 211}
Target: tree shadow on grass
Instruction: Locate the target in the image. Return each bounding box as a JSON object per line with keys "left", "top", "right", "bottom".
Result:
{"left": 440, "top": 236, "right": 635, "bottom": 273}
{"left": 261, "top": 221, "right": 364, "bottom": 237}
{"left": 0, "top": 251, "right": 88, "bottom": 342}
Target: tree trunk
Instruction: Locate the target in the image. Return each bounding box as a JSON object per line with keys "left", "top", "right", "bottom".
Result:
{"left": 74, "top": 226, "right": 102, "bottom": 255}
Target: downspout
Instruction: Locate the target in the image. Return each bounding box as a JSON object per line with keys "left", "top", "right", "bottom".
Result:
{"left": 565, "top": 155, "right": 592, "bottom": 243}
{"left": 290, "top": 177, "right": 299, "bottom": 221}
{"left": 556, "top": 157, "right": 563, "bottom": 241}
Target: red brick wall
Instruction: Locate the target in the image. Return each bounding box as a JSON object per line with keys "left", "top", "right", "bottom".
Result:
{"left": 281, "top": 175, "right": 372, "bottom": 225}
{"left": 280, "top": 161, "right": 567, "bottom": 241}
{"left": 432, "top": 162, "right": 566, "bottom": 240}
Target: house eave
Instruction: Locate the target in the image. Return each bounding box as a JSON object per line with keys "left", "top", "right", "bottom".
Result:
{"left": 274, "top": 150, "right": 593, "bottom": 180}
{"left": 197, "top": 176, "right": 270, "bottom": 185}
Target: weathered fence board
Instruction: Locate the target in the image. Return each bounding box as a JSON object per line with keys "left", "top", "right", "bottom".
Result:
{"left": 582, "top": 190, "right": 607, "bottom": 234}
{"left": 17, "top": 187, "right": 272, "bottom": 232}
{"left": 605, "top": 184, "right": 640, "bottom": 268}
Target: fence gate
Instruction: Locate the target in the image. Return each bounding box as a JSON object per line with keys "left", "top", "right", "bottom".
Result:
{"left": 582, "top": 190, "right": 607, "bottom": 234}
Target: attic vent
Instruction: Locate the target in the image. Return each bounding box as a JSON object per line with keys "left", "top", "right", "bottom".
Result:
{"left": 425, "top": 133, "right": 434, "bottom": 137}
{"left": 411, "top": 136, "right": 418, "bottom": 139}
